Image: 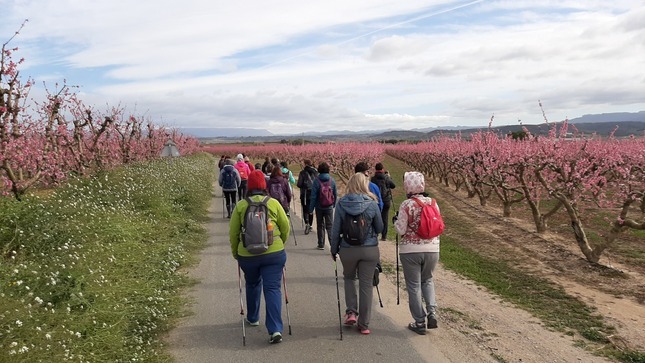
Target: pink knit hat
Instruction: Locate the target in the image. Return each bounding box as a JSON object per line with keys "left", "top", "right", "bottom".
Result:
{"left": 404, "top": 171, "right": 425, "bottom": 195}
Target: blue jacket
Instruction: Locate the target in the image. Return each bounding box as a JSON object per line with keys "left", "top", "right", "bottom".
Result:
{"left": 369, "top": 182, "right": 384, "bottom": 211}
{"left": 330, "top": 193, "right": 383, "bottom": 254}
{"left": 309, "top": 173, "right": 337, "bottom": 213}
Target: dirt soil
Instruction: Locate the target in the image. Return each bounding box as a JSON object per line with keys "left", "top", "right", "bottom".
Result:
{"left": 377, "top": 179, "right": 645, "bottom": 363}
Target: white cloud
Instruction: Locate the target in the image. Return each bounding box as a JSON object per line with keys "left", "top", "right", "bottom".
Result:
{"left": 2, "top": 0, "right": 644, "bottom": 135}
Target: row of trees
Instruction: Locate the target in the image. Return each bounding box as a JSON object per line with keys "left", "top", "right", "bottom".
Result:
{"left": 387, "top": 123, "right": 644, "bottom": 263}
{"left": 1, "top": 32, "right": 199, "bottom": 200}
{"left": 202, "top": 127, "right": 644, "bottom": 264}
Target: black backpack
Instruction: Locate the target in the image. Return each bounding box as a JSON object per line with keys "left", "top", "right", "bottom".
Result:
{"left": 373, "top": 177, "right": 392, "bottom": 203}
{"left": 341, "top": 212, "right": 369, "bottom": 246}
{"left": 301, "top": 170, "right": 314, "bottom": 190}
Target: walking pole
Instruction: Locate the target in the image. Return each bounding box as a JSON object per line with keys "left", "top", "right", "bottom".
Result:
{"left": 376, "top": 284, "right": 383, "bottom": 308}
{"left": 288, "top": 212, "right": 298, "bottom": 245}
{"left": 333, "top": 260, "right": 343, "bottom": 341}
{"left": 396, "top": 233, "right": 400, "bottom": 305}
{"left": 374, "top": 263, "right": 383, "bottom": 308}
{"left": 238, "top": 264, "right": 246, "bottom": 346}
{"left": 282, "top": 266, "right": 292, "bottom": 335}
{"left": 301, "top": 199, "right": 305, "bottom": 228}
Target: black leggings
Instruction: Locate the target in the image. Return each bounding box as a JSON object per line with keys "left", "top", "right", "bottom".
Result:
{"left": 224, "top": 190, "right": 237, "bottom": 215}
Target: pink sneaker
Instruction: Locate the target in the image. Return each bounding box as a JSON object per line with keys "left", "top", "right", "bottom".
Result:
{"left": 359, "top": 326, "right": 371, "bottom": 335}
{"left": 343, "top": 312, "right": 357, "bottom": 326}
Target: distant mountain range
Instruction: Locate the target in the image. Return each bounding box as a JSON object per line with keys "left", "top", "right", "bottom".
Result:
{"left": 184, "top": 111, "right": 645, "bottom": 141}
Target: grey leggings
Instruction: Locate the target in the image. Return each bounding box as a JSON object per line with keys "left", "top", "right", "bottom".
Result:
{"left": 339, "top": 246, "right": 380, "bottom": 329}
{"left": 400, "top": 252, "right": 439, "bottom": 324}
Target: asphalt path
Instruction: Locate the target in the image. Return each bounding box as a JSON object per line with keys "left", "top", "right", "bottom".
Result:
{"left": 167, "top": 188, "right": 494, "bottom": 363}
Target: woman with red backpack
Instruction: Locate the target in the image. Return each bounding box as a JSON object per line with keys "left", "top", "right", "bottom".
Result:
{"left": 393, "top": 171, "right": 442, "bottom": 336}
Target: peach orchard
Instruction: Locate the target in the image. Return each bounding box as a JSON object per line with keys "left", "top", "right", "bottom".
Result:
{"left": 1, "top": 39, "right": 199, "bottom": 200}
{"left": 202, "top": 123, "right": 644, "bottom": 264}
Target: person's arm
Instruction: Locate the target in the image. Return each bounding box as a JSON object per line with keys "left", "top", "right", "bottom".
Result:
{"left": 370, "top": 183, "right": 384, "bottom": 211}
{"left": 309, "top": 179, "right": 319, "bottom": 213}
{"left": 273, "top": 200, "right": 290, "bottom": 243}
{"left": 330, "top": 206, "right": 343, "bottom": 257}
{"left": 229, "top": 202, "right": 244, "bottom": 259}
{"left": 297, "top": 171, "right": 304, "bottom": 189}
{"left": 234, "top": 169, "right": 241, "bottom": 187}
{"left": 332, "top": 180, "right": 338, "bottom": 207}
{"left": 285, "top": 180, "right": 292, "bottom": 203}
{"left": 394, "top": 201, "right": 409, "bottom": 235}
{"left": 371, "top": 202, "right": 384, "bottom": 234}
{"left": 288, "top": 171, "right": 296, "bottom": 185}
{"left": 218, "top": 170, "right": 224, "bottom": 187}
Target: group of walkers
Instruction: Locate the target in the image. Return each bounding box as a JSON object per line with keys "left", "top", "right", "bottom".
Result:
{"left": 223, "top": 154, "right": 442, "bottom": 345}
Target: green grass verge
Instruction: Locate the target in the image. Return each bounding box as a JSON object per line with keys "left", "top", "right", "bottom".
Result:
{"left": 0, "top": 153, "right": 215, "bottom": 362}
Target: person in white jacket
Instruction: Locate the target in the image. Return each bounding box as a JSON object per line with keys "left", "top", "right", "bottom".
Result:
{"left": 394, "top": 171, "right": 441, "bottom": 336}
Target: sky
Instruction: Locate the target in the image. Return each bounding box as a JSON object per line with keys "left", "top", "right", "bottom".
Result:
{"left": 2, "top": 0, "right": 644, "bottom": 135}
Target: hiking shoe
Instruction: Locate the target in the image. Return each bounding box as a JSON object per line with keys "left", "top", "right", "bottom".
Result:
{"left": 317, "top": 244, "right": 324, "bottom": 250}
{"left": 269, "top": 332, "right": 282, "bottom": 344}
{"left": 427, "top": 314, "right": 438, "bottom": 329}
{"left": 408, "top": 322, "right": 427, "bottom": 335}
{"left": 343, "top": 312, "right": 357, "bottom": 326}
{"left": 245, "top": 318, "right": 259, "bottom": 327}
{"left": 358, "top": 325, "right": 371, "bottom": 335}
{"left": 304, "top": 224, "right": 311, "bottom": 235}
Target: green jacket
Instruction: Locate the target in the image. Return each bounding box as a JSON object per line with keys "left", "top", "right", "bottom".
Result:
{"left": 229, "top": 194, "right": 290, "bottom": 258}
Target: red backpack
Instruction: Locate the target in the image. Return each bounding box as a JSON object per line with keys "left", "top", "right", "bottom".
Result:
{"left": 412, "top": 197, "right": 444, "bottom": 239}
{"left": 235, "top": 163, "right": 249, "bottom": 180}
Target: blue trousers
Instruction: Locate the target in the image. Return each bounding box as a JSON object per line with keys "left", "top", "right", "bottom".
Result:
{"left": 238, "top": 250, "right": 287, "bottom": 335}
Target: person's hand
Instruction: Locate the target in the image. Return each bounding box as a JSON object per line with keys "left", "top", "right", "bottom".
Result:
{"left": 392, "top": 211, "right": 399, "bottom": 224}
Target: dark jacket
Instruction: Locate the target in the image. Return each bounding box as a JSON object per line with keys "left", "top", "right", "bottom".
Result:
{"left": 371, "top": 171, "right": 396, "bottom": 203}
{"left": 268, "top": 175, "right": 292, "bottom": 211}
{"left": 308, "top": 173, "right": 337, "bottom": 213}
{"left": 330, "top": 193, "right": 383, "bottom": 254}
{"left": 297, "top": 165, "right": 319, "bottom": 198}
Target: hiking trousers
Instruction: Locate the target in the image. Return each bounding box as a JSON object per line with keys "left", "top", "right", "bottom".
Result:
{"left": 300, "top": 193, "right": 313, "bottom": 226}
{"left": 238, "top": 250, "right": 287, "bottom": 335}
{"left": 400, "top": 252, "right": 439, "bottom": 324}
{"left": 237, "top": 180, "right": 248, "bottom": 202}
{"left": 223, "top": 190, "right": 237, "bottom": 217}
{"left": 381, "top": 200, "right": 391, "bottom": 239}
{"left": 339, "top": 246, "right": 380, "bottom": 329}
{"left": 314, "top": 208, "right": 333, "bottom": 247}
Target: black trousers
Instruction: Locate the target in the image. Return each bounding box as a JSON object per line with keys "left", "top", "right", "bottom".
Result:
{"left": 381, "top": 201, "right": 391, "bottom": 239}
{"left": 300, "top": 193, "right": 313, "bottom": 226}
{"left": 224, "top": 190, "right": 237, "bottom": 216}
{"left": 237, "top": 180, "right": 248, "bottom": 202}
{"left": 315, "top": 208, "right": 334, "bottom": 247}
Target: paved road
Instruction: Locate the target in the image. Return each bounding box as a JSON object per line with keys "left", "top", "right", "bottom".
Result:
{"left": 167, "top": 189, "right": 495, "bottom": 363}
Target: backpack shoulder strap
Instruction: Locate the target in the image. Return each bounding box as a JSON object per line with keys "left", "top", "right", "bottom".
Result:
{"left": 411, "top": 197, "right": 425, "bottom": 208}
